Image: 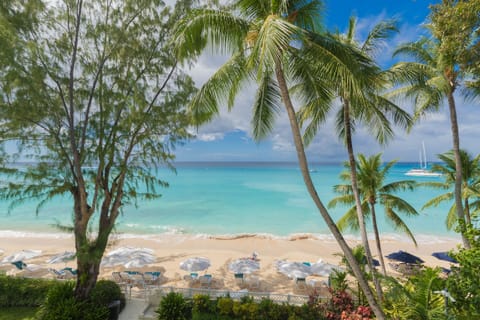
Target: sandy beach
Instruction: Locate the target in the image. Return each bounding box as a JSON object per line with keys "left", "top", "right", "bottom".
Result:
{"left": 0, "top": 232, "right": 461, "bottom": 294}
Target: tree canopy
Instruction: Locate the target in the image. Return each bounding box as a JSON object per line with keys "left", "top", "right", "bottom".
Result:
{"left": 0, "top": 0, "right": 196, "bottom": 299}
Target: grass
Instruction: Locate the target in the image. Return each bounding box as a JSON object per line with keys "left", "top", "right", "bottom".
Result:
{"left": 0, "top": 307, "right": 38, "bottom": 320}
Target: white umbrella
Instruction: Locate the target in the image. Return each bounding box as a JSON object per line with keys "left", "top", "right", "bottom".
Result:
{"left": 229, "top": 259, "right": 260, "bottom": 274}
{"left": 1, "top": 249, "right": 42, "bottom": 264}
{"left": 276, "top": 261, "right": 312, "bottom": 278}
{"left": 47, "top": 251, "right": 76, "bottom": 264}
{"left": 180, "top": 257, "right": 211, "bottom": 272}
{"left": 310, "top": 261, "right": 342, "bottom": 277}
{"left": 101, "top": 247, "right": 156, "bottom": 268}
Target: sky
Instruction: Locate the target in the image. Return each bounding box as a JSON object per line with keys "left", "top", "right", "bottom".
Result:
{"left": 174, "top": 0, "right": 480, "bottom": 163}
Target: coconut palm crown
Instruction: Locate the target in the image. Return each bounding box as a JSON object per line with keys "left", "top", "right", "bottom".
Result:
{"left": 329, "top": 153, "right": 419, "bottom": 275}
{"left": 422, "top": 149, "right": 480, "bottom": 230}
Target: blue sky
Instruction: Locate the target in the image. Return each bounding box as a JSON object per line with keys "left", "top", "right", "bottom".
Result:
{"left": 176, "top": 1, "right": 479, "bottom": 163}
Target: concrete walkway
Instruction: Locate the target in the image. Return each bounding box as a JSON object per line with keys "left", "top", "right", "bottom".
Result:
{"left": 118, "top": 299, "right": 149, "bottom": 320}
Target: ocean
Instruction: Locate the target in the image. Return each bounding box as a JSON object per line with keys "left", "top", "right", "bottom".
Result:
{"left": 0, "top": 162, "right": 458, "bottom": 241}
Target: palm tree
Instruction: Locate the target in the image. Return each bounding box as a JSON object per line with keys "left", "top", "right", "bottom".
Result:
{"left": 389, "top": 4, "right": 479, "bottom": 247}
{"left": 173, "top": 1, "right": 385, "bottom": 317}
{"left": 422, "top": 150, "right": 480, "bottom": 230}
{"left": 298, "top": 16, "right": 412, "bottom": 296}
{"left": 329, "top": 153, "right": 419, "bottom": 276}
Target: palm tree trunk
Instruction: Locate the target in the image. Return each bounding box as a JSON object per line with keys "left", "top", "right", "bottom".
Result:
{"left": 274, "top": 65, "right": 385, "bottom": 319}
{"left": 370, "top": 202, "right": 387, "bottom": 276}
{"left": 343, "top": 101, "right": 383, "bottom": 300}
{"left": 446, "top": 90, "right": 470, "bottom": 248}
{"left": 464, "top": 199, "right": 471, "bottom": 225}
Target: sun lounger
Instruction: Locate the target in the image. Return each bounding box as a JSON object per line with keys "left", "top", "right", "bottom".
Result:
{"left": 199, "top": 274, "right": 212, "bottom": 288}
{"left": 49, "top": 268, "right": 75, "bottom": 280}
{"left": 144, "top": 271, "right": 162, "bottom": 286}
{"left": 234, "top": 273, "right": 244, "bottom": 286}
{"left": 295, "top": 277, "right": 308, "bottom": 292}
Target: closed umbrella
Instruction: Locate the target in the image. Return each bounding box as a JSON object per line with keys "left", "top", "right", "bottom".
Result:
{"left": 386, "top": 250, "right": 424, "bottom": 264}
{"left": 229, "top": 259, "right": 260, "bottom": 274}
{"left": 47, "top": 251, "right": 76, "bottom": 264}
{"left": 180, "top": 257, "right": 211, "bottom": 272}
{"left": 276, "top": 261, "right": 311, "bottom": 278}
{"left": 432, "top": 252, "right": 458, "bottom": 264}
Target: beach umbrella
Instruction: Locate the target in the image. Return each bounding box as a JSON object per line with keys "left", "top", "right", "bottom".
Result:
{"left": 310, "top": 261, "right": 343, "bottom": 277}
{"left": 180, "top": 257, "right": 211, "bottom": 272}
{"left": 386, "top": 250, "right": 424, "bottom": 264}
{"left": 432, "top": 252, "right": 458, "bottom": 264}
{"left": 276, "top": 261, "right": 312, "bottom": 278}
{"left": 101, "top": 246, "right": 156, "bottom": 268}
{"left": 47, "top": 251, "right": 76, "bottom": 264}
{"left": 229, "top": 259, "right": 260, "bottom": 274}
{"left": 1, "top": 249, "right": 42, "bottom": 264}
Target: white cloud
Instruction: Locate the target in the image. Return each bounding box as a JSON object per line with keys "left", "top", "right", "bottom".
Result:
{"left": 196, "top": 133, "right": 225, "bottom": 142}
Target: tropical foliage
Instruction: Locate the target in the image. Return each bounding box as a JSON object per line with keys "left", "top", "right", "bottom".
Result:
{"left": 298, "top": 16, "right": 411, "bottom": 297}
{"left": 329, "top": 154, "right": 418, "bottom": 275}
{"left": 173, "top": 1, "right": 386, "bottom": 317}
{"left": 422, "top": 150, "right": 480, "bottom": 230}
{"left": 384, "top": 268, "right": 447, "bottom": 320}
{"left": 389, "top": 0, "right": 480, "bottom": 248}
{"left": 446, "top": 219, "right": 480, "bottom": 318}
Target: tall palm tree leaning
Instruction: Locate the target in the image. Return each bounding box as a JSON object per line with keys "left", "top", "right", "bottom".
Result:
{"left": 173, "top": 1, "right": 385, "bottom": 318}
{"left": 298, "top": 16, "right": 412, "bottom": 297}
{"left": 329, "top": 153, "right": 419, "bottom": 276}
{"left": 388, "top": 1, "right": 479, "bottom": 248}
{"left": 422, "top": 150, "right": 480, "bottom": 230}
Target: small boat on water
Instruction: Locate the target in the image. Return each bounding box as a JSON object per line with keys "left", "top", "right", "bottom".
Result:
{"left": 405, "top": 142, "right": 442, "bottom": 177}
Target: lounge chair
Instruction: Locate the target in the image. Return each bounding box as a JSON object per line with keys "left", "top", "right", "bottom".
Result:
{"left": 144, "top": 271, "right": 162, "bottom": 286}
{"left": 11, "top": 260, "right": 27, "bottom": 270}
{"left": 234, "top": 273, "right": 244, "bottom": 286}
{"left": 295, "top": 277, "right": 308, "bottom": 292}
{"left": 199, "top": 274, "right": 212, "bottom": 288}
{"left": 61, "top": 267, "right": 78, "bottom": 277}
{"left": 49, "top": 268, "right": 75, "bottom": 280}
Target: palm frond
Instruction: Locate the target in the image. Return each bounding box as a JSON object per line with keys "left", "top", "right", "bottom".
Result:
{"left": 385, "top": 208, "right": 417, "bottom": 246}
{"left": 393, "top": 38, "right": 435, "bottom": 66}
{"left": 361, "top": 19, "right": 398, "bottom": 57}
{"left": 251, "top": 71, "right": 281, "bottom": 140}
{"left": 422, "top": 192, "right": 453, "bottom": 209}
{"left": 381, "top": 194, "right": 419, "bottom": 217}
{"left": 173, "top": 9, "right": 249, "bottom": 61}
{"left": 328, "top": 193, "right": 355, "bottom": 208}
{"left": 189, "top": 52, "right": 249, "bottom": 125}
{"left": 337, "top": 205, "right": 361, "bottom": 231}
{"left": 285, "top": 0, "right": 324, "bottom": 32}
{"left": 249, "top": 15, "right": 298, "bottom": 76}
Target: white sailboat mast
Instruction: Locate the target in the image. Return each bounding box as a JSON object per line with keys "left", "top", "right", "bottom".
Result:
{"left": 422, "top": 141, "right": 427, "bottom": 169}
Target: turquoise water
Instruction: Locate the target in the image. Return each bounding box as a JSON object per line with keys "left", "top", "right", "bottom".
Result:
{"left": 0, "top": 162, "right": 457, "bottom": 239}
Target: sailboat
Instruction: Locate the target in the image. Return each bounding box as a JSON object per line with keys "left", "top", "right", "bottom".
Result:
{"left": 405, "top": 142, "right": 442, "bottom": 177}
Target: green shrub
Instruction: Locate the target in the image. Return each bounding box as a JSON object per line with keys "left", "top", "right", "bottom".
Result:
{"left": 256, "top": 299, "right": 291, "bottom": 320}
{"left": 36, "top": 281, "right": 109, "bottom": 320}
{"left": 0, "top": 274, "right": 55, "bottom": 307}
{"left": 156, "top": 292, "right": 192, "bottom": 320}
{"left": 192, "top": 294, "right": 214, "bottom": 314}
{"left": 232, "top": 300, "right": 259, "bottom": 320}
{"left": 216, "top": 297, "right": 233, "bottom": 316}
{"left": 90, "top": 280, "right": 126, "bottom": 312}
